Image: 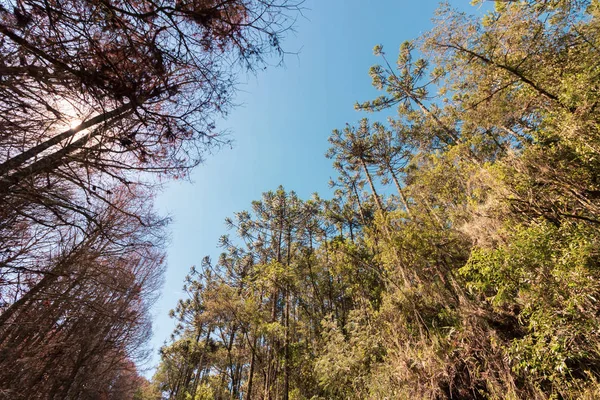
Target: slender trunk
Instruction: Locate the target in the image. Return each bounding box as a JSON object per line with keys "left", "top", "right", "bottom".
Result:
{"left": 412, "top": 96, "right": 459, "bottom": 146}
{"left": 388, "top": 167, "right": 411, "bottom": 216}
{"left": 265, "top": 221, "right": 284, "bottom": 400}
{"left": 245, "top": 335, "right": 258, "bottom": 400}
{"left": 227, "top": 326, "right": 238, "bottom": 400}
{"left": 420, "top": 194, "right": 445, "bottom": 229}
{"left": 0, "top": 112, "right": 131, "bottom": 194}
{"left": 0, "top": 103, "right": 133, "bottom": 177}
{"left": 265, "top": 285, "right": 279, "bottom": 400}
{"left": 0, "top": 233, "right": 101, "bottom": 336}
{"left": 360, "top": 158, "right": 383, "bottom": 211}
{"left": 351, "top": 182, "right": 367, "bottom": 224}
{"left": 0, "top": 245, "right": 84, "bottom": 330}
{"left": 0, "top": 272, "right": 57, "bottom": 329}
{"left": 283, "top": 229, "right": 291, "bottom": 400}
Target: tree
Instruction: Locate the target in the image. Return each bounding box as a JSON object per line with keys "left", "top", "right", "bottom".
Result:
{"left": 0, "top": 187, "right": 165, "bottom": 399}
{"left": 327, "top": 119, "right": 384, "bottom": 212}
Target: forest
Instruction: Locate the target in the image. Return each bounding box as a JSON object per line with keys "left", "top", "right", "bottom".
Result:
{"left": 2, "top": 0, "right": 600, "bottom": 399}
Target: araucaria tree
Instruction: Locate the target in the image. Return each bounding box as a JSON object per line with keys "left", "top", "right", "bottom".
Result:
{"left": 153, "top": 1, "right": 600, "bottom": 399}
{"left": 0, "top": 0, "right": 299, "bottom": 398}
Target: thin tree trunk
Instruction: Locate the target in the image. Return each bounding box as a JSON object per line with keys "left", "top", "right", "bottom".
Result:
{"left": 283, "top": 229, "right": 291, "bottom": 400}
{"left": 0, "top": 112, "right": 132, "bottom": 194}
{"left": 351, "top": 181, "right": 367, "bottom": 225}
{"left": 360, "top": 158, "right": 384, "bottom": 211}
{"left": 245, "top": 335, "right": 258, "bottom": 400}
{"left": 388, "top": 167, "right": 412, "bottom": 216}
{"left": 0, "top": 103, "right": 133, "bottom": 177}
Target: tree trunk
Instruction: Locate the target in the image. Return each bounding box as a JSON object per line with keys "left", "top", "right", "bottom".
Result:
{"left": 283, "top": 229, "right": 291, "bottom": 400}
{"left": 0, "top": 112, "right": 132, "bottom": 194}
{"left": 360, "top": 158, "right": 384, "bottom": 211}
{"left": 0, "top": 103, "right": 133, "bottom": 177}
{"left": 388, "top": 167, "right": 412, "bottom": 216}
{"left": 245, "top": 335, "right": 258, "bottom": 400}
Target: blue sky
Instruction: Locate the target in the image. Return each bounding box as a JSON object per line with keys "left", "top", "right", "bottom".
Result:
{"left": 148, "top": 0, "right": 489, "bottom": 374}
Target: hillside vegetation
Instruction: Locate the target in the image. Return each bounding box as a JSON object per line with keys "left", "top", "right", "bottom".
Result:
{"left": 151, "top": 1, "right": 600, "bottom": 399}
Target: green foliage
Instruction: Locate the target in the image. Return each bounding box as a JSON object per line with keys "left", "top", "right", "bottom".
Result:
{"left": 463, "top": 221, "right": 600, "bottom": 392}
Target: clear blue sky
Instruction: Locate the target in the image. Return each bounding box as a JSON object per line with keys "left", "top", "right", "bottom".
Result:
{"left": 147, "top": 0, "right": 489, "bottom": 375}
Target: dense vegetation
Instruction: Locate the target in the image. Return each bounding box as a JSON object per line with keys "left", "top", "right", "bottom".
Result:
{"left": 150, "top": 1, "right": 600, "bottom": 399}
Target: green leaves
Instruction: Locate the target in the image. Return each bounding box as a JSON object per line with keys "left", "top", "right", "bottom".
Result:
{"left": 461, "top": 220, "right": 600, "bottom": 388}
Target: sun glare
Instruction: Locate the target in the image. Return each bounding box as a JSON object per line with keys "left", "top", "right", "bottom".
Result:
{"left": 69, "top": 118, "right": 82, "bottom": 130}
